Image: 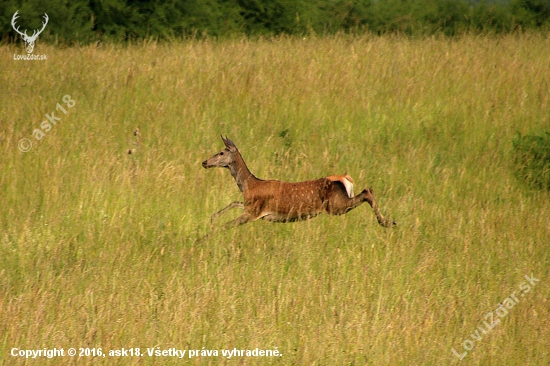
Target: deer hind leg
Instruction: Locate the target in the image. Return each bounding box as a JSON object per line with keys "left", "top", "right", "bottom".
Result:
{"left": 211, "top": 201, "right": 244, "bottom": 225}
{"left": 361, "top": 188, "right": 396, "bottom": 227}
{"left": 326, "top": 185, "right": 395, "bottom": 228}
{"left": 326, "top": 191, "right": 366, "bottom": 215}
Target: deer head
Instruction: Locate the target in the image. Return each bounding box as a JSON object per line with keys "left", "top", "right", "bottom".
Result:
{"left": 11, "top": 11, "right": 49, "bottom": 54}
{"left": 202, "top": 136, "right": 238, "bottom": 169}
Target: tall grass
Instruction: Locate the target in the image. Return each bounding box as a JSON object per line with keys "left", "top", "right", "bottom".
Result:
{"left": 1, "top": 33, "right": 549, "bottom": 365}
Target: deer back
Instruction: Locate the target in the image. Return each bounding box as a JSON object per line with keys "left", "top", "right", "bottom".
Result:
{"left": 243, "top": 178, "right": 332, "bottom": 220}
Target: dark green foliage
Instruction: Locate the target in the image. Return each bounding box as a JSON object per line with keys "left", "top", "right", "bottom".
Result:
{"left": 510, "top": 0, "right": 550, "bottom": 27}
{"left": 512, "top": 132, "right": 550, "bottom": 191}
{"left": 1, "top": 0, "right": 550, "bottom": 43}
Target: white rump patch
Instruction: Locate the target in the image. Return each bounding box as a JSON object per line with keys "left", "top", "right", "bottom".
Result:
{"left": 327, "top": 174, "right": 355, "bottom": 198}
{"left": 342, "top": 176, "right": 354, "bottom": 198}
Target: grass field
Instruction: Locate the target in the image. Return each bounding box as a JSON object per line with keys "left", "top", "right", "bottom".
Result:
{"left": 1, "top": 33, "right": 549, "bottom": 365}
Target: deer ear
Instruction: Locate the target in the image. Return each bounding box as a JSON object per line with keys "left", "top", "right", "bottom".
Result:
{"left": 221, "top": 136, "right": 238, "bottom": 152}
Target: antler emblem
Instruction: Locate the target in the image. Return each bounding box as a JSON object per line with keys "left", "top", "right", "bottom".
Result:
{"left": 11, "top": 10, "right": 49, "bottom": 54}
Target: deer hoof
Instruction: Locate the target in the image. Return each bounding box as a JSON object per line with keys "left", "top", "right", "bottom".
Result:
{"left": 380, "top": 218, "right": 397, "bottom": 228}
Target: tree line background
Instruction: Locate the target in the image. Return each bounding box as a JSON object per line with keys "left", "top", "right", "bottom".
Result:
{"left": 1, "top": 0, "right": 549, "bottom": 44}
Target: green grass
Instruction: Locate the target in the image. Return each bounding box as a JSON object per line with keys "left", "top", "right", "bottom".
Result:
{"left": 1, "top": 33, "right": 549, "bottom": 365}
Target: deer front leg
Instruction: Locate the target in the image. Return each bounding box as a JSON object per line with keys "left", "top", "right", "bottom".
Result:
{"left": 199, "top": 203, "right": 249, "bottom": 241}
{"left": 222, "top": 212, "right": 257, "bottom": 229}
{"left": 211, "top": 201, "right": 244, "bottom": 225}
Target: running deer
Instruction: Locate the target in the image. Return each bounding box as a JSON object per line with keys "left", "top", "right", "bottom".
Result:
{"left": 202, "top": 136, "right": 396, "bottom": 229}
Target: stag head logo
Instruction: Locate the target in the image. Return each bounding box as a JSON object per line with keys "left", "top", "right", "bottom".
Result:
{"left": 11, "top": 10, "right": 49, "bottom": 54}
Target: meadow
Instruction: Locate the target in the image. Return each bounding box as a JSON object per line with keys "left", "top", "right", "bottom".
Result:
{"left": 1, "top": 33, "right": 549, "bottom": 365}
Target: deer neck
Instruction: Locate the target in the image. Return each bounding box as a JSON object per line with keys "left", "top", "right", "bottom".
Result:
{"left": 228, "top": 151, "right": 259, "bottom": 192}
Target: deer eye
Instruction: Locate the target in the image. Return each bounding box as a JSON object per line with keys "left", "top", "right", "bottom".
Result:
{"left": 219, "top": 151, "right": 224, "bottom": 156}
